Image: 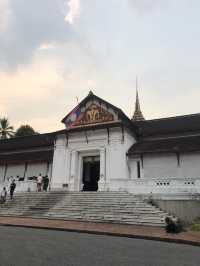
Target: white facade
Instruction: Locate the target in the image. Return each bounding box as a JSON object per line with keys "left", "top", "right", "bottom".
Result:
{"left": 51, "top": 127, "right": 135, "bottom": 192}
{"left": 1, "top": 93, "right": 200, "bottom": 197}
{"left": 50, "top": 128, "right": 200, "bottom": 195}
{"left": 128, "top": 152, "right": 200, "bottom": 195}
{"left": 1, "top": 135, "right": 200, "bottom": 196}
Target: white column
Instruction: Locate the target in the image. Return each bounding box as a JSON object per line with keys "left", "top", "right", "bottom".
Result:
{"left": 99, "top": 148, "right": 106, "bottom": 191}
{"left": 0, "top": 165, "right": 5, "bottom": 183}
{"left": 51, "top": 135, "right": 67, "bottom": 189}
{"left": 69, "top": 150, "right": 78, "bottom": 191}
{"left": 100, "top": 148, "right": 106, "bottom": 178}
{"left": 65, "top": 150, "right": 71, "bottom": 186}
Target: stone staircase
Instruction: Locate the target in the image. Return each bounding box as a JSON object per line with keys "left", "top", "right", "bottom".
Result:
{"left": 0, "top": 192, "right": 169, "bottom": 227}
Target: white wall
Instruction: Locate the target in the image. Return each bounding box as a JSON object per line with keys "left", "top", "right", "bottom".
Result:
{"left": 106, "top": 129, "right": 136, "bottom": 191}
{"left": 127, "top": 151, "right": 200, "bottom": 195}
{"left": 143, "top": 153, "right": 178, "bottom": 178}
{"left": 51, "top": 127, "right": 136, "bottom": 191}
{"left": 50, "top": 130, "right": 200, "bottom": 194}
{"left": 25, "top": 162, "right": 48, "bottom": 179}
{"left": 179, "top": 152, "right": 200, "bottom": 178}
{"left": 0, "top": 165, "right": 5, "bottom": 183}
{"left": 6, "top": 164, "right": 25, "bottom": 180}
{"left": 129, "top": 159, "right": 141, "bottom": 179}
{"left": 130, "top": 152, "right": 200, "bottom": 180}
{"left": 0, "top": 162, "right": 51, "bottom": 193}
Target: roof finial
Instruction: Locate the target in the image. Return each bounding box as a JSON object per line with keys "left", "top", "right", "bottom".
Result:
{"left": 88, "top": 90, "right": 94, "bottom": 96}
{"left": 132, "top": 77, "right": 145, "bottom": 121}
{"left": 136, "top": 75, "right": 138, "bottom": 92}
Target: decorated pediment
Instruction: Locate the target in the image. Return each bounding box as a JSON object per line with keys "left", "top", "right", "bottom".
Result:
{"left": 73, "top": 104, "right": 114, "bottom": 127}
{"left": 64, "top": 103, "right": 115, "bottom": 129}
{"left": 61, "top": 91, "right": 131, "bottom": 130}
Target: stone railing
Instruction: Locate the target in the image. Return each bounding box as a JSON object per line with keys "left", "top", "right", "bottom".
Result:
{"left": 108, "top": 177, "right": 200, "bottom": 195}
{"left": 132, "top": 177, "right": 200, "bottom": 194}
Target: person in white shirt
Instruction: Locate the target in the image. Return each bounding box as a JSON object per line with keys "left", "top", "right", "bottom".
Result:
{"left": 37, "top": 174, "right": 43, "bottom": 192}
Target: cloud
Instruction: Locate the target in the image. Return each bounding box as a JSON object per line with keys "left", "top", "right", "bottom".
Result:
{"left": 0, "top": 0, "right": 75, "bottom": 70}
{"left": 38, "top": 42, "right": 56, "bottom": 51}
{"left": 129, "top": 0, "right": 164, "bottom": 13}
{"left": 0, "top": 40, "right": 100, "bottom": 132}
{"left": 0, "top": 58, "right": 63, "bottom": 100}
{"left": 65, "top": 0, "right": 80, "bottom": 24}
{"left": 0, "top": 54, "right": 66, "bottom": 131}
{"left": 0, "top": 0, "right": 11, "bottom": 32}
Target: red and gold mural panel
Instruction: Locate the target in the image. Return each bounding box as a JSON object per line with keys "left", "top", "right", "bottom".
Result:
{"left": 73, "top": 104, "right": 114, "bottom": 127}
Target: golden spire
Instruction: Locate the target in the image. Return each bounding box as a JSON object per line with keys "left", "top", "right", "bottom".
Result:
{"left": 132, "top": 78, "right": 145, "bottom": 121}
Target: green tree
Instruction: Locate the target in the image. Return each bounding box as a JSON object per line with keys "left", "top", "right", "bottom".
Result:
{"left": 0, "top": 117, "right": 15, "bottom": 139}
{"left": 15, "top": 125, "right": 38, "bottom": 137}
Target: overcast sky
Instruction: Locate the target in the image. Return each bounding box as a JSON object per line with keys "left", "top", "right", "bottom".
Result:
{"left": 1, "top": 0, "right": 200, "bottom": 133}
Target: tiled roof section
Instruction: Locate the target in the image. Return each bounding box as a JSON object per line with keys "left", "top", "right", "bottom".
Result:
{"left": 0, "top": 133, "right": 55, "bottom": 152}
{"left": 128, "top": 135, "right": 200, "bottom": 155}
{"left": 133, "top": 113, "right": 200, "bottom": 138}
{"left": 0, "top": 150, "right": 54, "bottom": 164}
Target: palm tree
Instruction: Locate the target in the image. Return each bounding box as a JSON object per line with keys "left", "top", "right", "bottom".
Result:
{"left": 0, "top": 117, "right": 15, "bottom": 139}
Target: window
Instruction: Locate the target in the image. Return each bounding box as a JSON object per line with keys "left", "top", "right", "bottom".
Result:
{"left": 137, "top": 161, "right": 141, "bottom": 178}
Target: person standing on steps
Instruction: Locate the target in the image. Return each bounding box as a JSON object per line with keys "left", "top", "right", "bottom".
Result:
{"left": 10, "top": 179, "right": 16, "bottom": 200}
{"left": 0, "top": 187, "right": 7, "bottom": 203}
{"left": 37, "top": 173, "right": 43, "bottom": 192}
{"left": 43, "top": 175, "right": 49, "bottom": 192}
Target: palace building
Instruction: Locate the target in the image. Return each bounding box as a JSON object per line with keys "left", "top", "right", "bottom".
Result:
{"left": 0, "top": 91, "right": 200, "bottom": 196}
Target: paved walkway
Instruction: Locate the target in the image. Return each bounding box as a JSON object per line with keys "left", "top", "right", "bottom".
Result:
{"left": 0, "top": 216, "right": 200, "bottom": 246}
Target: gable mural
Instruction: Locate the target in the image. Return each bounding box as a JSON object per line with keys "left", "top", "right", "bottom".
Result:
{"left": 64, "top": 103, "right": 115, "bottom": 129}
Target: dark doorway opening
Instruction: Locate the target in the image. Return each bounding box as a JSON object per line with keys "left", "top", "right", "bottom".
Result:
{"left": 82, "top": 156, "right": 100, "bottom": 191}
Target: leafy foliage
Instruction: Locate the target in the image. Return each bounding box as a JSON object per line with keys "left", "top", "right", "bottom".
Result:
{"left": 0, "top": 117, "right": 15, "bottom": 139}
{"left": 15, "top": 125, "right": 38, "bottom": 137}
{"left": 191, "top": 223, "right": 200, "bottom": 231}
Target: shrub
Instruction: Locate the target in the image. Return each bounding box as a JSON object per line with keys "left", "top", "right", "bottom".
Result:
{"left": 191, "top": 224, "right": 200, "bottom": 232}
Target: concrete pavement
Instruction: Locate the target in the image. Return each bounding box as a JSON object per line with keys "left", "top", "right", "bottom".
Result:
{"left": 0, "top": 226, "right": 199, "bottom": 266}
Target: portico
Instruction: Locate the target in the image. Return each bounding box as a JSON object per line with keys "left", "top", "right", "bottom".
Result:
{"left": 51, "top": 124, "right": 133, "bottom": 192}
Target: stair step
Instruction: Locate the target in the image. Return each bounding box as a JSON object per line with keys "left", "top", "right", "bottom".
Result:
{"left": 0, "top": 191, "right": 170, "bottom": 227}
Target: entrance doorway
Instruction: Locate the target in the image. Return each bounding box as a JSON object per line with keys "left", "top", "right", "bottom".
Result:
{"left": 82, "top": 156, "right": 100, "bottom": 191}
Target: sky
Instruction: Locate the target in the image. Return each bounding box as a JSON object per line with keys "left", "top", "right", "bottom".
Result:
{"left": 1, "top": 0, "right": 200, "bottom": 133}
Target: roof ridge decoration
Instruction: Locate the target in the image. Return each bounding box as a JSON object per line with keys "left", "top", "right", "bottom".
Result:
{"left": 88, "top": 90, "right": 94, "bottom": 96}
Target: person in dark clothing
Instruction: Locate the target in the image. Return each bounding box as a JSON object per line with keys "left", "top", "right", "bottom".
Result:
{"left": 10, "top": 180, "right": 16, "bottom": 200}
{"left": 0, "top": 187, "right": 7, "bottom": 203}
{"left": 43, "top": 176, "right": 49, "bottom": 192}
